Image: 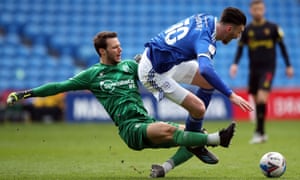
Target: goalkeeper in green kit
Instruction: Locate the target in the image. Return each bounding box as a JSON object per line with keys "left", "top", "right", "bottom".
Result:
{"left": 7, "top": 31, "right": 235, "bottom": 178}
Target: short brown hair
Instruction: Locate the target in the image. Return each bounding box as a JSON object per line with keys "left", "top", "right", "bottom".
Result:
{"left": 250, "top": 0, "right": 264, "bottom": 6}
{"left": 93, "top": 31, "right": 118, "bottom": 56}
{"left": 220, "top": 7, "right": 247, "bottom": 26}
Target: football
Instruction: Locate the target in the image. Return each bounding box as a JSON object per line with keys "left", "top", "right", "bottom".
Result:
{"left": 259, "top": 152, "right": 286, "bottom": 178}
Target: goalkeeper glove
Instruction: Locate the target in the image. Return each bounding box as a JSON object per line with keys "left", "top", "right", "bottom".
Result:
{"left": 6, "top": 90, "right": 33, "bottom": 105}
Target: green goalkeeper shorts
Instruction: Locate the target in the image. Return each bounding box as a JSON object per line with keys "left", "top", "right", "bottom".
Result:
{"left": 118, "top": 115, "right": 179, "bottom": 151}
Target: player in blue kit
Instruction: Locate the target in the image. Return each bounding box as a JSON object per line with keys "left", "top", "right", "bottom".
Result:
{"left": 138, "top": 7, "right": 254, "bottom": 176}
{"left": 7, "top": 31, "right": 236, "bottom": 178}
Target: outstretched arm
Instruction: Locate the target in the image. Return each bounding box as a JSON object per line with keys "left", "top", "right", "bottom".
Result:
{"left": 7, "top": 65, "right": 94, "bottom": 105}
{"left": 7, "top": 80, "right": 84, "bottom": 105}
{"left": 198, "top": 56, "right": 253, "bottom": 112}
{"left": 198, "top": 56, "right": 232, "bottom": 97}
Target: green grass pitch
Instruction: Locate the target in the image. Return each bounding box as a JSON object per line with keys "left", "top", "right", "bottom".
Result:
{"left": 0, "top": 120, "right": 299, "bottom": 179}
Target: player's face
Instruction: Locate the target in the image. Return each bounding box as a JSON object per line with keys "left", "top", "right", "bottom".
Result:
{"left": 250, "top": 2, "right": 265, "bottom": 22}
{"left": 103, "top": 37, "right": 122, "bottom": 65}
{"left": 222, "top": 24, "right": 244, "bottom": 44}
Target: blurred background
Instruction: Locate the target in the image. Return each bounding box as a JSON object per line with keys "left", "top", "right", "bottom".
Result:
{"left": 1, "top": 0, "right": 299, "bottom": 123}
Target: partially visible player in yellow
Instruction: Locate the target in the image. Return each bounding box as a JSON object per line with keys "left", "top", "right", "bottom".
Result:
{"left": 229, "top": 0, "right": 294, "bottom": 144}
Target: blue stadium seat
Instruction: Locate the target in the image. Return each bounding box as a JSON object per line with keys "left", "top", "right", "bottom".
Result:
{"left": 0, "top": 0, "right": 300, "bottom": 91}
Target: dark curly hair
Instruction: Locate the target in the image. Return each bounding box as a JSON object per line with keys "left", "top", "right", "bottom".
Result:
{"left": 220, "top": 7, "right": 247, "bottom": 26}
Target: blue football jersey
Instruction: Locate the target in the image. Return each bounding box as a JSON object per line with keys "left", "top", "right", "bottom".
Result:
{"left": 145, "top": 14, "right": 217, "bottom": 73}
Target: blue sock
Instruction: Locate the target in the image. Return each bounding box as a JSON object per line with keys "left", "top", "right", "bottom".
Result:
{"left": 195, "top": 88, "right": 213, "bottom": 108}
{"left": 185, "top": 88, "right": 213, "bottom": 132}
{"left": 185, "top": 116, "right": 203, "bottom": 132}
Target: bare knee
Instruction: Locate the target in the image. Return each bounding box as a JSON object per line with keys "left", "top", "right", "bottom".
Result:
{"left": 181, "top": 93, "right": 206, "bottom": 118}
{"left": 191, "top": 104, "right": 206, "bottom": 118}
{"left": 147, "top": 122, "right": 177, "bottom": 144}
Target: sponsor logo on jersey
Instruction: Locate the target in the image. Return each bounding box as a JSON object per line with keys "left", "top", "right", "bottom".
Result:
{"left": 100, "top": 79, "right": 136, "bottom": 92}
{"left": 100, "top": 80, "right": 115, "bottom": 92}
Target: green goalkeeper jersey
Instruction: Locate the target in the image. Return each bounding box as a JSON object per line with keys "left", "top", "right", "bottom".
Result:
{"left": 31, "top": 60, "right": 149, "bottom": 126}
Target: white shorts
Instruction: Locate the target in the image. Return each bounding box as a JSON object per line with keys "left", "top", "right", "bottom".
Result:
{"left": 138, "top": 48, "right": 198, "bottom": 104}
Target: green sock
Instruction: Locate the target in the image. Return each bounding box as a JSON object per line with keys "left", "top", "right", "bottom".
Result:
{"left": 173, "top": 129, "right": 208, "bottom": 146}
{"left": 161, "top": 147, "right": 193, "bottom": 174}
{"left": 170, "top": 146, "right": 193, "bottom": 167}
